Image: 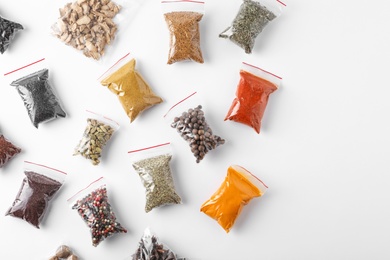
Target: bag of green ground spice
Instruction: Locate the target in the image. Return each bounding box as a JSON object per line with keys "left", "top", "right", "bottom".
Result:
{"left": 129, "top": 143, "right": 181, "bottom": 213}
{"left": 219, "top": 0, "right": 286, "bottom": 54}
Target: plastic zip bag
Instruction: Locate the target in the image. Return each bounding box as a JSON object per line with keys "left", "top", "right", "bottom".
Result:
{"left": 130, "top": 227, "right": 184, "bottom": 260}
{"left": 5, "top": 58, "right": 67, "bottom": 128}
{"left": 52, "top": 0, "right": 142, "bottom": 61}
{"left": 0, "top": 127, "right": 21, "bottom": 168}
{"left": 162, "top": 1, "right": 205, "bottom": 64}
{"left": 67, "top": 177, "right": 127, "bottom": 247}
{"left": 219, "top": 0, "right": 286, "bottom": 54}
{"left": 6, "top": 161, "right": 67, "bottom": 228}
{"left": 99, "top": 53, "right": 163, "bottom": 123}
{"left": 129, "top": 143, "right": 181, "bottom": 213}
{"left": 225, "top": 62, "right": 282, "bottom": 133}
{"left": 200, "top": 165, "right": 267, "bottom": 233}
{"left": 0, "top": 14, "right": 23, "bottom": 54}
{"left": 164, "top": 92, "right": 225, "bottom": 163}
{"left": 48, "top": 245, "right": 80, "bottom": 260}
{"left": 73, "top": 110, "right": 119, "bottom": 165}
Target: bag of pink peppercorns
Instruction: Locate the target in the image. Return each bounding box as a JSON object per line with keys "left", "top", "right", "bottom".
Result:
{"left": 67, "top": 177, "right": 127, "bottom": 247}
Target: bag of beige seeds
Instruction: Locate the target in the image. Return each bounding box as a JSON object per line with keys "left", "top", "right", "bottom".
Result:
{"left": 52, "top": 0, "right": 142, "bottom": 61}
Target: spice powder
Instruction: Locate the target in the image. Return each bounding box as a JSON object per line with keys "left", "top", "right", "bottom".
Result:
{"left": 100, "top": 59, "right": 163, "bottom": 123}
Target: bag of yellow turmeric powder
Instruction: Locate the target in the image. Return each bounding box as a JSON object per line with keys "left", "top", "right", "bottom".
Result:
{"left": 99, "top": 53, "right": 163, "bottom": 123}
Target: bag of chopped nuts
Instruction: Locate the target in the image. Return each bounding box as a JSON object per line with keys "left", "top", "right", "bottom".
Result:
{"left": 129, "top": 227, "right": 184, "bottom": 260}
{"left": 73, "top": 110, "right": 119, "bottom": 166}
{"left": 164, "top": 92, "right": 225, "bottom": 163}
{"left": 67, "top": 177, "right": 127, "bottom": 247}
{"left": 128, "top": 142, "right": 182, "bottom": 213}
{"left": 99, "top": 52, "right": 163, "bottom": 123}
{"left": 5, "top": 58, "right": 67, "bottom": 128}
{"left": 162, "top": 0, "right": 205, "bottom": 64}
{"left": 52, "top": 0, "right": 142, "bottom": 61}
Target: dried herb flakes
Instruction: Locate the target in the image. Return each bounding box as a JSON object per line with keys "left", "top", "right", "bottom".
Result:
{"left": 0, "top": 15, "right": 23, "bottom": 54}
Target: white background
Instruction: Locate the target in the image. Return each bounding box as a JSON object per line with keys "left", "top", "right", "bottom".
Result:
{"left": 0, "top": 0, "right": 390, "bottom": 259}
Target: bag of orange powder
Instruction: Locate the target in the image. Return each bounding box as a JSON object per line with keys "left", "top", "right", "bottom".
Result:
{"left": 200, "top": 165, "right": 268, "bottom": 233}
{"left": 225, "top": 62, "right": 282, "bottom": 134}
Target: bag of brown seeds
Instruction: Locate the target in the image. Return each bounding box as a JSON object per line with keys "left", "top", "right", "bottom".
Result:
{"left": 52, "top": 0, "right": 142, "bottom": 60}
{"left": 67, "top": 177, "right": 127, "bottom": 247}
{"left": 0, "top": 127, "right": 21, "bottom": 168}
{"left": 73, "top": 110, "right": 119, "bottom": 165}
{"left": 48, "top": 245, "right": 80, "bottom": 260}
{"left": 6, "top": 161, "right": 67, "bottom": 228}
{"left": 162, "top": 0, "right": 204, "bottom": 64}
{"left": 129, "top": 142, "right": 181, "bottom": 213}
{"left": 219, "top": 0, "right": 285, "bottom": 54}
{"left": 164, "top": 92, "right": 225, "bottom": 163}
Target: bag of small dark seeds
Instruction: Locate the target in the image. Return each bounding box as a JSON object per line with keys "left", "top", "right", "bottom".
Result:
{"left": 0, "top": 14, "right": 23, "bottom": 54}
{"left": 73, "top": 110, "right": 119, "bottom": 166}
{"left": 130, "top": 227, "right": 183, "bottom": 260}
{"left": 6, "top": 58, "right": 67, "bottom": 128}
{"left": 162, "top": 0, "right": 205, "bottom": 64}
{"left": 129, "top": 142, "right": 181, "bottom": 213}
{"left": 0, "top": 127, "right": 21, "bottom": 168}
{"left": 67, "top": 177, "right": 127, "bottom": 247}
{"left": 219, "top": 0, "right": 285, "bottom": 54}
{"left": 6, "top": 161, "right": 67, "bottom": 228}
{"left": 164, "top": 92, "right": 225, "bottom": 163}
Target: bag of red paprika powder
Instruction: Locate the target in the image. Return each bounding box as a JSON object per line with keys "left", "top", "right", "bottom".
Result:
{"left": 225, "top": 62, "right": 282, "bottom": 134}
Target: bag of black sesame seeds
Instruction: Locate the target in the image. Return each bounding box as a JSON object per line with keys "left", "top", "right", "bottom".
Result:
{"left": 0, "top": 14, "right": 23, "bottom": 54}
{"left": 129, "top": 227, "right": 185, "bottom": 260}
{"left": 6, "top": 161, "right": 67, "bottom": 228}
{"left": 219, "top": 0, "right": 285, "bottom": 54}
{"left": 128, "top": 142, "right": 181, "bottom": 213}
{"left": 67, "top": 177, "right": 127, "bottom": 247}
{"left": 5, "top": 58, "right": 67, "bottom": 128}
{"left": 164, "top": 92, "right": 225, "bottom": 163}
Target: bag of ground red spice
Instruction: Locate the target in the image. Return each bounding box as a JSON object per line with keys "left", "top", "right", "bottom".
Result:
{"left": 164, "top": 92, "right": 225, "bottom": 163}
{"left": 219, "top": 0, "right": 286, "bottom": 54}
{"left": 200, "top": 165, "right": 268, "bottom": 233}
{"left": 67, "top": 177, "right": 127, "bottom": 247}
{"left": 225, "top": 62, "right": 282, "bottom": 134}
{"left": 129, "top": 143, "right": 181, "bottom": 213}
{"left": 99, "top": 53, "right": 163, "bottom": 123}
{"left": 5, "top": 58, "right": 67, "bottom": 128}
{"left": 162, "top": 0, "right": 205, "bottom": 64}
{"left": 0, "top": 127, "right": 21, "bottom": 168}
{"left": 6, "top": 161, "right": 67, "bottom": 228}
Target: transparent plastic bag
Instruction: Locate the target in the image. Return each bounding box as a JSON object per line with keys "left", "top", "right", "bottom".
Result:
{"left": 99, "top": 53, "right": 163, "bottom": 123}
{"left": 73, "top": 110, "right": 119, "bottom": 165}
{"left": 6, "top": 58, "right": 67, "bottom": 128}
{"left": 131, "top": 227, "right": 181, "bottom": 260}
{"left": 67, "top": 177, "right": 127, "bottom": 247}
{"left": 162, "top": 1, "right": 204, "bottom": 64}
{"left": 164, "top": 92, "right": 225, "bottom": 163}
{"left": 0, "top": 14, "right": 23, "bottom": 54}
{"left": 200, "top": 165, "right": 267, "bottom": 233}
{"left": 6, "top": 161, "right": 67, "bottom": 228}
{"left": 52, "top": 0, "right": 142, "bottom": 61}
{"left": 219, "top": 0, "right": 285, "bottom": 54}
{"left": 225, "top": 62, "right": 282, "bottom": 133}
{"left": 48, "top": 245, "right": 80, "bottom": 260}
{"left": 0, "top": 128, "right": 21, "bottom": 168}
{"left": 129, "top": 143, "right": 181, "bottom": 213}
